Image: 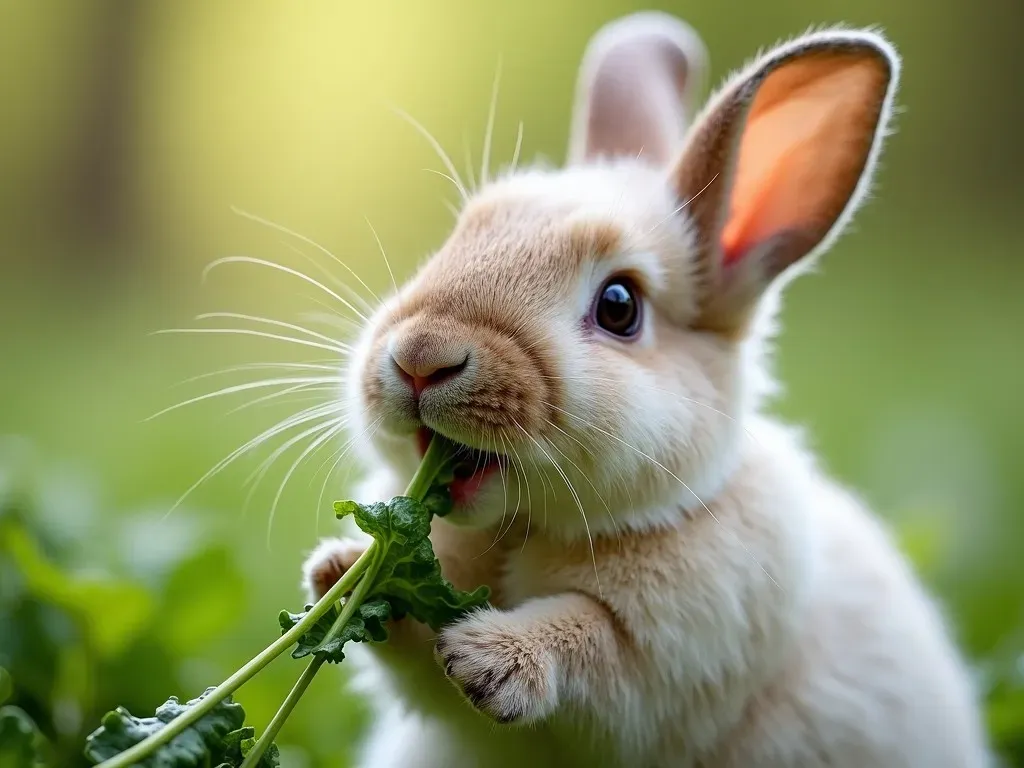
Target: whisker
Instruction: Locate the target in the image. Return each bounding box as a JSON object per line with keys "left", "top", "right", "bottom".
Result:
{"left": 363, "top": 216, "right": 400, "bottom": 304}
{"left": 511, "top": 417, "right": 602, "bottom": 597}
{"left": 509, "top": 120, "right": 524, "bottom": 175}
{"left": 152, "top": 327, "right": 349, "bottom": 356}
{"left": 298, "top": 301, "right": 363, "bottom": 334}
{"left": 244, "top": 417, "right": 345, "bottom": 493}
{"left": 196, "top": 312, "right": 351, "bottom": 350}
{"left": 277, "top": 239, "right": 378, "bottom": 317}
{"left": 313, "top": 417, "right": 383, "bottom": 537}
{"left": 543, "top": 418, "right": 619, "bottom": 541}
{"left": 422, "top": 168, "right": 470, "bottom": 199}
{"left": 548, "top": 402, "right": 782, "bottom": 591}
{"left": 480, "top": 57, "right": 503, "bottom": 187}
{"left": 544, "top": 374, "right": 758, "bottom": 444}
{"left": 225, "top": 383, "right": 338, "bottom": 416}
{"left": 646, "top": 172, "right": 719, "bottom": 236}
{"left": 144, "top": 376, "right": 343, "bottom": 421}
{"left": 161, "top": 401, "right": 344, "bottom": 518}
{"left": 462, "top": 134, "right": 477, "bottom": 193}
{"left": 202, "top": 255, "right": 370, "bottom": 323}
{"left": 239, "top": 411, "right": 349, "bottom": 520}
{"left": 172, "top": 361, "right": 341, "bottom": 388}
{"left": 265, "top": 421, "right": 347, "bottom": 549}
{"left": 230, "top": 206, "right": 384, "bottom": 310}
{"left": 503, "top": 435, "right": 533, "bottom": 552}
{"left": 389, "top": 105, "right": 469, "bottom": 199}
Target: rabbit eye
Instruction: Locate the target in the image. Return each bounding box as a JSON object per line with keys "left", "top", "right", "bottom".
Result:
{"left": 594, "top": 278, "right": 641, "bottom": 338}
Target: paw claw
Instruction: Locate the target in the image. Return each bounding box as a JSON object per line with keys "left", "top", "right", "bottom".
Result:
{"left": 435, "top": 615, "right": 557, "bottom": 725}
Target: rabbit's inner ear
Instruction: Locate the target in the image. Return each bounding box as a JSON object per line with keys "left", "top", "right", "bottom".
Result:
{"left": 567, "top": 13, "right": 707, "bottom": 166}
{"left": 719, "top": 53, "right": 890, "bottom": 269}
{"left": 671, "top": 32, "right": 898, "bottom": 335}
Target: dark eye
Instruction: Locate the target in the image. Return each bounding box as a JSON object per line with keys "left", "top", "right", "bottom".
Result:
{"left": 594, "top": 278, "right": 641, "bottom": 337}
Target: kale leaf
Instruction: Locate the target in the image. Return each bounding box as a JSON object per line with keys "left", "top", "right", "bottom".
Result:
{"left": 279, "top": 597, "right": 390, "bottom": 663}
{"left": 337, "top": 495, "right": 490, "bottom": 630}
{"left": 282, "top": 493, "right": 489, "bottom": 666}
{"left": 83, "top": 688, "right": 278, "bottom": 767}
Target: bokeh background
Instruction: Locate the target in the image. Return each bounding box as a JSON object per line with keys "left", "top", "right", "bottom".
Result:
{"left": 1, "top": 1, "right": 1022, "bottom": 766}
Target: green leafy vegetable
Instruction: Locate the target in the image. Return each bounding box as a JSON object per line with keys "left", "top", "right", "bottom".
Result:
{"left": 280, "top": 598, "right": 391, "bottom": 663}
{"left": 83, "top": 688, "right": 277, "bottom": 768}
{"left": 217, "top": 727, "right": 280, "bottom": 768}
{"left": 337, "top": 496, "right": 489, "bottom": 629}
{"left": 279, "top": 494, "right": 490, "bottom": 665}
{"left": 84, "top": 434, "right": 490, "bottom": 768}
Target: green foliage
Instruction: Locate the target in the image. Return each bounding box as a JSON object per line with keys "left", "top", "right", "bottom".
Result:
{"left": 280, "top": 599, "right": 390, "bottom": 664}
{"left": 83, "top": 690, "right": 277, "bottom": 768}
{"left": 0, "top": 705, "right": 51, "bottom": 768}
{"left": 54, "top": 436, "right": 489, "bottom": 768}
{"left": 279, "top": 493, "right": 489, "bottom": 665}
{"left": 336, "top": 496, "right": 490, "bottom": 630}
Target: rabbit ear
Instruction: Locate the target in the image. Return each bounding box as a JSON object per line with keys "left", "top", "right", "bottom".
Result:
{"left": 568, "top": 12, "right": 708, "bottom": 166}
{"left": 673, "top": 29, "right": 900, "bottom": 335}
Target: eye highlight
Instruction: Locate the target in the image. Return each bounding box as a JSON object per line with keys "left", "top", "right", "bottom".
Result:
{"left": 592, "top": 277, "right": 642, "bottom": 338}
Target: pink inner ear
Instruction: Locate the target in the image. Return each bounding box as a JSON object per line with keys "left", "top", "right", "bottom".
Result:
{"left": 719, "top": 56, "right": 888, "bottom": 266}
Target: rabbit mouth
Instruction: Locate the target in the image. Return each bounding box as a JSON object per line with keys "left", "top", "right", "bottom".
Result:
{"left": 416, "top": 427, "right": 503, "bottom": 505}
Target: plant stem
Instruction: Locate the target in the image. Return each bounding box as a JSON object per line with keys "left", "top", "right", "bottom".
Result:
{"left": 95, "top": 434, "right": 456, "bottom": 768}
{"left": 405, "top": 433, "right": 456, "bottom": 502}
{"left": 93, "top": 546, "right": 374, "bottom": 768}
{"left": 240, "top": 547, "right": 384, "bottom": 767}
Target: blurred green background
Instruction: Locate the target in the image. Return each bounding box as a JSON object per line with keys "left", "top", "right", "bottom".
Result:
{"left": 1, "top": 1, "right": 1022, "bottom": 766}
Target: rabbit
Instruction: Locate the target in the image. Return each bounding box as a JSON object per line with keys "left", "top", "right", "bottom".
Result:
{"left": 301, "top": 12, "right": 991, "bottom": 768}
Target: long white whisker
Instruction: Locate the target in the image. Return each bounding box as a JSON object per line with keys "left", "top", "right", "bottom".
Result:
{"left": 462, "top": 134, "right": 477, "bottom": 193}
{"left": 543, "top": 418, "right": 619, "bottom": 540}
{"left": 265, "top": 421, "right": 346, "bottom": 549}
{"left": 646, "top": 172, "right": 720, "bottom": 236}
{"left": 202, "top": 256, "right": 370, "bottom": 323}
{"left": 244, "top": 417, "right": 344, "bottom": 493}
{"left": 276, "top": 239, "right": 378, "bottom": 317}
{"left": 363, "top": 216, "right": 400, "bottom": 302}
{"left": 225, "top": 383, "right": 338, "bottom": 416}
{"left": 421, "top": 168, "right": 469, "bottom": 198}
{"left": 172, "top": 361, "right": 341, "bottom": 388}
{"left": 153, "top": 327, "right": 348, "bottom": 356}
{"left": 548, "top": 402, "right": 782, "bottom": 591}
{"left": 545, "top": 374, "right": 757, "bottom": 444}
{"left": 503, "top": 436, "right": 533, "bottom": 552}
{"left": 230, "top": 206, "right": 384, "bottom": 309}
{"left": 298, "top": 301, "right": 362, "bottom": 335}
{"left": 161, "top": 401, "right": 344, "bottom": 518}
{"left": 314, "top": 417, "right": 383, "bottom": 537}
{"left": 389, "top": 105, "right": 469, "bottom": 200}
{"left": 144, "top": 376, "right": 343, "bottom": 421}
{"left": 511, "top": 417, "right": 602, "bottom": 597}
{"left": 509, "top": 120, "right": 524, "bottom": 174}
{"left": 196, "top": 312, "right": 350, "bottom": 350}
{"left": 480, "top": 57, "right": 502, "bottom": 187}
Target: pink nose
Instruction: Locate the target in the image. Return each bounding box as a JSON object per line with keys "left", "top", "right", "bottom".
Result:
{"left": 389, "top": 336, "right": 469, "bottom": 397}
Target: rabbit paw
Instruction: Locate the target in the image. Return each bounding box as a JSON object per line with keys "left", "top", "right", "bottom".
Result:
{"left": 435, "top": 610, "right": 558, "bottom": 724}
{"left": 301, "top": 537, "right": 368, "bottom": 602}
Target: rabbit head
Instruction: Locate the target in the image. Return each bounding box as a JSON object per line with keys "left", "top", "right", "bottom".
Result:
{"left": 345, "top": 13, "right": 899, "bottom": 535}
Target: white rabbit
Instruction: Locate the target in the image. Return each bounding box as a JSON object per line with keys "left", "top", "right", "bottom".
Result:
{"left": 302, "top": 12, "right": 990, "bottom": 767}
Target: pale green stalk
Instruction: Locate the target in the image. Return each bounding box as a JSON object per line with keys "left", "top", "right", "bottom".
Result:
{"left": 95, "top": 435, "right": 454, "bottom": 768}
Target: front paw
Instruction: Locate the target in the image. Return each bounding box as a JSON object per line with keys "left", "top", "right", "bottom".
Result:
{"left": 435, "top": 610, "right": 558, "bottom": 725}
{"left": 300, "top": 537, "right": 367, "bottom": 602}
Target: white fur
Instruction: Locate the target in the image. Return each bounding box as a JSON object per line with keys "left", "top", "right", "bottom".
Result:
{"left": 301, "top": 16, "right": 990, "bottom": 768}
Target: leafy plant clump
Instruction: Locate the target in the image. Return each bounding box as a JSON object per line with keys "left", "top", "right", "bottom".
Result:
{"left": 82, "top": 435, "right": 489, "bottom": 767}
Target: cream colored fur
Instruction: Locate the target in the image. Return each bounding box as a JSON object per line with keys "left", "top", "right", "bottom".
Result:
{"left": 301, "top": 13, "right": 990, "bottom": 767}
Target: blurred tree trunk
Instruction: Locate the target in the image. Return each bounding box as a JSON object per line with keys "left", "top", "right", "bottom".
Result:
{"left": 59, "top": 0, "right": 144, "bottom": 263}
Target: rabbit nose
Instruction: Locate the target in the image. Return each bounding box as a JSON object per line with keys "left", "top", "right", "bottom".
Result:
{"left": 388, "top": 332, "right": 470, "bottom": 397}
